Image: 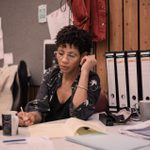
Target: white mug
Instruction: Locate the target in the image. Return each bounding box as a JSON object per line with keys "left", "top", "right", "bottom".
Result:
{"left": 139, "top": 100, "right": 150, "bottom": 121}
{"left": 2, "top": 111, "right": 19, "bottom": 136}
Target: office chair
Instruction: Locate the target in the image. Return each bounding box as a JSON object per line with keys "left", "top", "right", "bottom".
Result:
{"left": 94, "top": 91, "right": 109, "bottom": 113}
{"left": 11, "top": 60, "right": 30, "bottom": 111}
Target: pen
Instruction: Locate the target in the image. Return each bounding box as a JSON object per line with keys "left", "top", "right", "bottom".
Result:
{"left": 20, "top": 107, "right": 24, "bottom": 112}
{"left": 20, "top": 107, "right": 29, "bottom": 122}
{"left": 2, "top": 139, "right": 26, "bottom": 143}
{"left": 20, "top": 106, "right": 26, "bottom": 118}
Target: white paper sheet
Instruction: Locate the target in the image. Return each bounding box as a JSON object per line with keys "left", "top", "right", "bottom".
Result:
{"left": 0, "top": 17, "right": 4, "bottom": 59}
{"left": 4, "top": 53, "right": 13, "bottom": 66}
{"left": 119, "top": 120, "right": 150, "bottom": 140}
{"left": 47, "top": 3, "right": 71, "bottom": 40}
{"left": 0, "top": 137, "right": 55, "bottom": 150}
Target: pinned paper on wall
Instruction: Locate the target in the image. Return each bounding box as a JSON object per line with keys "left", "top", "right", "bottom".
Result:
{"left": 47, "top": 2, "right": 72, "bottom": 40}
{"left": 4, "top": 53, "right": 14, "bottom": 66}
{"left": 38, "top": 4, "right": 47, "bottom": 23}
{"left": 0, "top": 17, "right": 4, "bottom": 59}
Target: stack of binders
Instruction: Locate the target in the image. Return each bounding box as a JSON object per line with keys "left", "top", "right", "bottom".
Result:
{"left": 105, "top": 50, "right": 150, "bottom": 112}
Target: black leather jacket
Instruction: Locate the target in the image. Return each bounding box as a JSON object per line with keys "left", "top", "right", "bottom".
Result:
{"left": 25, "top": 66, "right": 101, "bottom": 121}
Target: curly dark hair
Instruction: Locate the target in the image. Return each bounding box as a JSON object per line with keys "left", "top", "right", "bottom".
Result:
{"left": 55, "top": 25, "right": 92, "bottom": 54}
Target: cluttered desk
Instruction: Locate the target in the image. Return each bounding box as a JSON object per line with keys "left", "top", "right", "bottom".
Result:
{"left": 0, "top": 113, "right": 150, "bottom": 150}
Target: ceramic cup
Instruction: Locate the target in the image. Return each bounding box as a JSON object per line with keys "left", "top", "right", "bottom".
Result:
{"left": 2, "top": 111, "right": 19, "bottom": 136}
{"left": 139, "top": 100, "right": 150, "bottom": 121}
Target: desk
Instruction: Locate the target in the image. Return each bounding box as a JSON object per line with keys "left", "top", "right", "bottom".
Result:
{"left": 0, "top": 113, "right": 150, "bottom": 150}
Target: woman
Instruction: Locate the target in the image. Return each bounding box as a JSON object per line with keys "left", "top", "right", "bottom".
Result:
{"left": 18, "top": 25, "right": 101, "bottom": 126}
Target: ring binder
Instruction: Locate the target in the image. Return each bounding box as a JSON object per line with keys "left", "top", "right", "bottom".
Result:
{"left": 105, "top": 52, "right": 119, "bottom": 112}
{"left": 140, "top": 50, "right": 150, "bottom": 101}
{"left": 106, "top": 50, "right": 150, "bottom": 112}
{"left": 115, "top": 52, "right": 128, "bottom": 109}
{"left": 126, "top": 51, "right": 139, "bottom": 109}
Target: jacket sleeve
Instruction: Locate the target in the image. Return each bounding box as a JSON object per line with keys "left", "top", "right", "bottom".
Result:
{"left": 25, "top": 69, "right": 51, "bottom": 113}
{"left": 70, "top": 72, "right": 101, "bottom": 120}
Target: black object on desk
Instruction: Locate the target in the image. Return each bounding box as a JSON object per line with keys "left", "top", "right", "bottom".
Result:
{"left": 99, "top": 108, "right": 132, "bottom": 126}
{"left": 99, "top": 113, "right": 114, "bottom": 126}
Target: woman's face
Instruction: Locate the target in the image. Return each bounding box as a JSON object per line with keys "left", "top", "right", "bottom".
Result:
{"left": 56, "top": 44, "right": 82, "bottom": 74}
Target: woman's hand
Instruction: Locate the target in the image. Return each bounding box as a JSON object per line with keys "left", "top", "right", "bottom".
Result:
{"left": 80, "top": 55, "right": 97, "bottom": 72}
{"left": 17, "top": 111, "right": 41, "bottom": 127}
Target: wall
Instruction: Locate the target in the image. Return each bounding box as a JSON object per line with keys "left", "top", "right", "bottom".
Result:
{"left": 0, "top": 0, "right": 63, "bottom": 85}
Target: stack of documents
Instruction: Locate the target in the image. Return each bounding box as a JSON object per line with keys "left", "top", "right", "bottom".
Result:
{"left": 119, "top": 120, "right": 150, "bottom": 140}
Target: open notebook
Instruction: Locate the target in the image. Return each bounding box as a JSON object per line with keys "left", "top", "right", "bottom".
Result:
{"left": 20, "top": 117, "right": 106, "bottom": 138}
